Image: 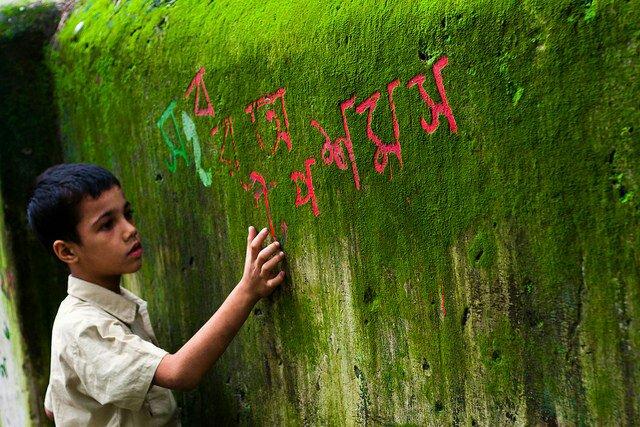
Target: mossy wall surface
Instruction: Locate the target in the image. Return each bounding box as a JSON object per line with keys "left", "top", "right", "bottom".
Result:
{"left": 44, "top": 0, "right": 640, "bottom": 424}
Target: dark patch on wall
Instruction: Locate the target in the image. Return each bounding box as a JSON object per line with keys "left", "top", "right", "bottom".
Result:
{"left": 0, "top": 4, "right": 67, "bottom": 425}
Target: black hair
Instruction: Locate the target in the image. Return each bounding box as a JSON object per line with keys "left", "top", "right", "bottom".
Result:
{"left": 26, "top": 163, "right": 121, "bottom": 252}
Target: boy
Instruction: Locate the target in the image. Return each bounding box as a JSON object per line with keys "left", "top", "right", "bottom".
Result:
{"left": 27, "top": 163, "right": 285, "bottom": 425}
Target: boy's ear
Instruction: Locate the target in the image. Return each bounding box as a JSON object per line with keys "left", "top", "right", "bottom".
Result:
{"left": 52, "top": 240, "right": 79, "bottom": 265}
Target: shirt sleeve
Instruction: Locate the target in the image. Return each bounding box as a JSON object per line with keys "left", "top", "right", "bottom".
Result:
{"left": 70, "top": 318, "right": 168, "bottom": 411}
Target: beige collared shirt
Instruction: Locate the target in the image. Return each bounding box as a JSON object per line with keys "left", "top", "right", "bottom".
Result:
{"left": 44, "top": 275, "right": 179, "bottom": 426}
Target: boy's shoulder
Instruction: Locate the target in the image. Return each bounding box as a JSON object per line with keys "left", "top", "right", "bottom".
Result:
{"left": 51, "top": 279, "right": 143, "bottom": 345}
{"left": 52, "top": 295, "right": 114, "bottom": 342}
{"left": 50, "top": 275, "right": 163, "bottom": 351}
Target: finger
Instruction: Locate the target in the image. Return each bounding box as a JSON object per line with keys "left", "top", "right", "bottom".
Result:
{"left": 244, "top": 226, "right": 257, "bottom": 270}
{"left": 246, "top": 226, "right": 257, "bottom": 244}
{"left": 256, "top": 241, "right": 281, "bottom": 268}
{"left": 245, "top": 226, "right": 257, "bottom": 255}
{"left": 266, "top": 271, "right": 285, "bottom": 288}
{"left": 249, "top": 227, "right": 270, "bottom": 256}
{"left": 260, "top": 251, "right": 284, "bottom": 275}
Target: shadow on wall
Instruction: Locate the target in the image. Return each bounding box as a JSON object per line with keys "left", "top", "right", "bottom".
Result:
{"left": 0, "top": 3, "right": 67, "bottom": 424}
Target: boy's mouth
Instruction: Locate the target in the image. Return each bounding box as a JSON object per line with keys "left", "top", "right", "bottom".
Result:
{"left": 127, "top": 242, "right": 143, "bottom": 258}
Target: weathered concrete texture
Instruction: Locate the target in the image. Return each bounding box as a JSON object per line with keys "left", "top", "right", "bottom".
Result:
{"left": 0, "top": 3, "right": 67, "bottom": 424}
{"left": 0, "top": 178, "right": 37, "bottom": 427}
{"left": 34, "top": 0, "right": 640, "bottom": 424}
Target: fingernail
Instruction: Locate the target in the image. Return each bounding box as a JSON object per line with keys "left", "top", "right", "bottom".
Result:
{"left": 279, "top": 251, "right": 284, "bottom": 257}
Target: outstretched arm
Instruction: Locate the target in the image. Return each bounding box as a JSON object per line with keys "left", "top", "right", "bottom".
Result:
{"left": 153, "top": 226, "right": 285, "bottom": 390}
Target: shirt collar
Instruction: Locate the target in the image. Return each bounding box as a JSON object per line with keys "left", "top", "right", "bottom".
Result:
{"left": 67, "top": 275, "right": 138, "bottom": 324}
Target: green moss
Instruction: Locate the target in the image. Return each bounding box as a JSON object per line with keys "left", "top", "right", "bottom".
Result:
{"left": 39, "top": 0, "right": 640, "bottom": 423}
{"left": 584, "top": 0, "right": 598, "bottom": 22}
{"left": 467, "top": 230, "right": 497, "bottom": 269}
{"left": 0, "top": 2, "right": 58, "bottom": 39}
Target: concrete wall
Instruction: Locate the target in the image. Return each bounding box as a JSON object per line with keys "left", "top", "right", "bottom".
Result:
{"left": 0, "top": 3, "right": 66, "bottom": 424}
{"left": 0, "top": 180, "right": 34, "bottom": 427}
{"left": 1, "top": 0, "right": 639, "bottom": 424}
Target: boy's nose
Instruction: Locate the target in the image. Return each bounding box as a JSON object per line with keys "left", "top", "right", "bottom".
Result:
{"left": 123, "top": 221, "right": 138, "bottom": 241}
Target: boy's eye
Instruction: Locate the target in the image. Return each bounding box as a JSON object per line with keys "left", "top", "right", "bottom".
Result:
{"left": 125, "top": 209, "right": 134, "bottom": 220}
{"left": 100, "top": 219, "right": 114, "bottom": 231}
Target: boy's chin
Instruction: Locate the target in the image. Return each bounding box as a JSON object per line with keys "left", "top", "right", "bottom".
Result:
{"left": 124, "top": 259, "right": 143, "bottom": 273}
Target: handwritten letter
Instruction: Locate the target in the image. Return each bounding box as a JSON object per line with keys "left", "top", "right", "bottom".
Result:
{"left": 210, "top": 116, "right": 240, "bottom": 176}
{"left": 406, "top": 56, "right": 457, "bottom": 135}
{"left": 355, "top": 79, "right": 402, "bottom": 177}
{"left": 184, "top": 67, "right": 215, "bottom": 117}
{"left": 245, "top": 88, "right": 292, "bottom": 155}
{"left": 157, "top": 100, "right": 189, "bottom": 173}
{"left": 245, "top": 171, "right": 276, "bottom": 238}
{"left": 310, "top": 97, "right": 361, "bottom": 189}
{"left": 290, "top": 157, "right": 320, "bottom": 217}
{"left": 181, "top": 112, "right": 213, "bottom": 187}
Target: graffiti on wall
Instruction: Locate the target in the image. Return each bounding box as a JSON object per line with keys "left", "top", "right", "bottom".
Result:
{"left": 157, "top": 56, "right": 457, "bottom": 227}
{"left": 156, "top": 56, "right": 458, "bottom": 313}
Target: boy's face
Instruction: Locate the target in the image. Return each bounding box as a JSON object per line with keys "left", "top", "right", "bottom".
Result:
{"left": 64, "top": 185, "right": 143, "bottom": 286}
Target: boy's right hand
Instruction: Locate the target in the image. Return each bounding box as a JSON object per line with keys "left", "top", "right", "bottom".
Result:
{"left": 154, "top": 226, "right": 286, "bottom": 391}
{"left": 240, "top": 226, "right": 285, "bottom": 300}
